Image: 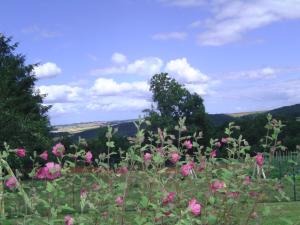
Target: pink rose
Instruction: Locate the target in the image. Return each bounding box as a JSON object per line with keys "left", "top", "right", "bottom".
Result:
{"left": 86, "top": 151, "right": 93, "bottom": 163}
{"left": 162, "top": 192, "right": 176, "bottom": 205}
{"left": 52, "top": 143, "right": 65, "bottom": 157}
{"left": 181, "top": 163, "right": 193, "bottom": 177}
{"left": 183, "top": 140, "right": 193, "bottom": 150}
{"left": 170, "top": 152, "right": 180, "bottom": 163}
{"left": 144, "top": 153, "right": 152, "bottom": 162}
{"left": 45, "top": 162, "right": 61, "bottom": 180}
{"left": 5, "top": 177, "right": 17, "bottom": 189}
{"left": 64, "top": 215, "right": 74, "bottom": 225}
{"left": 40, "top": 151, "right": 48, "bottom": 161}
{"left": 17, "top": 148, "right": 25, "bottom": 157}
{"left": 115, "top": 196, "right": 124, "bottom": 206}
{"left": 210, "top": 180, "right": 225, "bottom": 193}
{"left": 188, "top": 198, "right": 201, "bottom": 216}
{"left": 255, "top": 153, "right": 264, "bottom": 167}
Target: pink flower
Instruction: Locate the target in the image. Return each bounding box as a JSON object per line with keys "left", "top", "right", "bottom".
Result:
{"left": 39, "top": 151, "right": 48, "bottom": 161}
{"left": 216, "top": 142, "right": 222, "bottom": 148}
{"left": 210, "top": 149, "right": 217, "bottom": 158}
{"left": 188, "top": 198, "right": 201, "bottom": 216}
{"left": 64, "top": 215, "right": 74, "bottom": 225}
{"left": 117, "top": 166, "right": 128, "bottom": 174}
{"left": 244, "top": 176, "right": 251, "bottom": 185}
{"left": 170, "top": 152, "right": 180, "bottom": 163}
{"left": 210, "top": 180, "right": 225, "bottom": 193}
{"left": 221, "top": 137, "right": 229, "bottom": 143}
{"left": 16, "top": 148, "right": 26, "bottom": 157}
{"left": 52, "top": 143, "right": 65, "bottom": 157}
{"left": 144, "top": 153, "right": 152, "bottom": 162}
{"left": 92, "top": 183, "right": 100, "bottom": 191}
{"left": 181, "top": 163, "right": 193, "bottom": 176}
{"left": 36, "top": 167, "right": 48, "bottom": 179}
{"left": 115, "top": 196, "right": 124, "bottom": 206}
{"left": 255, "top": 153, "right": 264, "bottom": 167}
{"left": 227, "top": 192, "right": 240, "bottom": 198}
{"left": 183, "top": 140, "right": 193, "bottom": 150}
{"left": 198, "top": 160, "right": 206, "bottom": 172}
{"left": 44, "top": 162, "right": 61, "bottom": 180}
{"left": 86, "top": 151, "right": 93, "bottom": 163}
{"left": 163, "top": 192, "right": 176, "bottom": 205}
{"left": 5, "top": 177, "right": 17, "bottom": 189}
{"left": 80, "top": 189, "right": 88, "bottom": 198}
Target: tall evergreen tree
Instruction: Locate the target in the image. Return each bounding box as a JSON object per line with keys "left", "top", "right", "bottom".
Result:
{"left": 0, "top": 34, "right": 51, "bottom": 152}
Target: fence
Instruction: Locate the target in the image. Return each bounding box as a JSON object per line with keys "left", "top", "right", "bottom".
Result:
{"left": 264, "top": 151, "right": 300, "bottom": 201}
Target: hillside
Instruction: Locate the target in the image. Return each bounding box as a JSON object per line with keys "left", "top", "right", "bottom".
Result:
{"left": 52, "top": 104, "right": 300, "bottom": 139}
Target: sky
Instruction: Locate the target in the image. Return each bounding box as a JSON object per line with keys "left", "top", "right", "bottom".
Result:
{"left": 1, "top": 0, "right": 300, "bottom": 125}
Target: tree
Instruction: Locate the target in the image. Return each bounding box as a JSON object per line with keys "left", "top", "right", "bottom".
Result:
{"left": 0, "top": 34, "right": 51, "bottom": 153}
{"left": 144, "top": 73, "right": 211, "bottom": 143}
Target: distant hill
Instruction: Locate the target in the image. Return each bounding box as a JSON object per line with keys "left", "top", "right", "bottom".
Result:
{"left": 52, "top": 104, "right": 300, "bottom": 139}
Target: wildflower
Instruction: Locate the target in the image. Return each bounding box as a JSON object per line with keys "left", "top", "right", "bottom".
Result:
{"left": 210, "top": 149, "right": 217, "bottom": 158}
{"left": 80, "top": 189, "right": 88, "bottom": 198}
{"left": 181, "top": 163, "right": 194, "bottom": 177}
{"left": 255, "top": 153, "right": 264, "bottom": 167}
{"left": 244, "top": 176, "right": 251, "bottom": 185}
{"left": 86, "top": 151, "right": 93, "bottom": 163}
{"left": 170, "top": 152, "right": 180, "bottom": 163}
{"left": 16, "top": 148, "right": 25, "bottom": 157}
{"left": 5, "top": 177, "right": 17, "bottom": 189}
{"left": 183, "top": 140, "right": 193, "bottom": 150}
{"left": 40, "top": 151, "right": 48, "bottom": 161}
{"left": 52, "top": 143, "right": 65, "bottom": 157}
{"left": 64, "top": 215, "right": 74, "bottom": 225}
{"left": 115, "top": 196, "right": 124, "bottom": 206}
{"left": 117, "top": 166, "right": 128, "bottom": 174}
{"left": 36, "top": 167, "right": 48, "bottom": 179}
{"left": 162, "top": 192, "right": 176, "bottom": 205}
{"left": 227, "top": 192, "right": 240, "bottom": 198}
{"left": 188, "top": 198, "right": 201, "bottom": 216}
{"left": 92, "top": 183, "right": 100, "bottom": 191}
{"left": 210, "top": 180, "right": 225, "bottom": 193}
{"left": 45, "top": 162, "right": 61, "bottom": 180}
{"left": 216, "top": 142, "right": 222, "bottom": 148}
{"left": 144, "top": 153, "right": 152, "bottom": 162}
{"left": 221, "top": 137, "right": 229, "bottom": 143}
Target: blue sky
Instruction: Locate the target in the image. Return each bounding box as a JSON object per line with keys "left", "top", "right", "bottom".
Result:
{"left": 1, "top": 0, "right": 300, "bottom": 125}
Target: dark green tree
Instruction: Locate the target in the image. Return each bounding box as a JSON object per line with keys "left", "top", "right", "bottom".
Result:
{"left": 144, "top": 73, "right": 211, "bottom": 143}
{"left": 0, "top": 34, "right": 51, "bottom": 153}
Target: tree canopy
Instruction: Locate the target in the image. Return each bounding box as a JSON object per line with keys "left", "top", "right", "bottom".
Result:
{"left": 144, "top": 73, "right": 210, "bottom": 142}
{"left": 0, "top": 34, "right": 51, "bottom": 151}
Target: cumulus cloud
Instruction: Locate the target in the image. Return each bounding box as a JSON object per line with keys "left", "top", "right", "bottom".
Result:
{"left": 197, "top": 0, "right": 300, "bottom": 46}
{"left": 38, "top": 85, "right": 83, "bottom": 103}
{"left": 91, "top": 78, "right": 150, "bottom": 97}
{"left": 91, "top": 55, "right": 163, "bottom": 77}
{"left": 33, "top": 62, "right": 62, "bottom": 78}
{"left": 165, "top": 58, "right": 209, "bottom": 83}
{"left": 152, "top": 32, "right": 187, "bottom": 40}
{"left": 111, "top": 52, "right": 127, "bottom": 64}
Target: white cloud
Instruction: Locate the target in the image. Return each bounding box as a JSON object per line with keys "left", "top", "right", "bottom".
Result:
{"left": 38, "top": 85, "right": 83, "bottom": 103}
{"left": 111, "top": 52, "right": 127, "bottom": 64}
{"left": 91, "top": 56, "right": 163, "bottom": 77}
{"left": 226, "top": 67, "right": 300, "bottom": 79}
{"left": 91, "top": 78, "right": 150, "bottom": 97}
{"left": 33, "top": 62, "right": 62, "bottom": 78}
{"left": 197, "top": 0, "right": 300, "bottom": 46}
{"left": 152, "top": 32, "right": 187, "bottom": 40}
{"left": 165, "top": 58, "right": 209, "bottom": 83}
